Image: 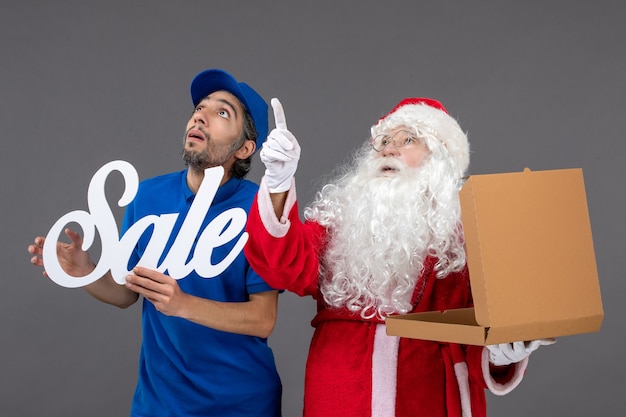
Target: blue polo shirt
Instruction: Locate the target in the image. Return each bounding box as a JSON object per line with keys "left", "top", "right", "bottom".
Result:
{"left": 122, "top": 169, "right": 281, "bottom": 417}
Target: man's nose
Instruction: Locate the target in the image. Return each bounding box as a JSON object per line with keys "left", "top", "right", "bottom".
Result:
{"left": 192, "top": 110, "right": 207, "bottom": 125}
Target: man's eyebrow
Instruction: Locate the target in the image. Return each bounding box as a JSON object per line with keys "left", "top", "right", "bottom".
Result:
{"left": 217, "top": 98, "right": 239, "bottom": 119}
{"left": 200, "top": 96, "right": 239, "bottom": 119}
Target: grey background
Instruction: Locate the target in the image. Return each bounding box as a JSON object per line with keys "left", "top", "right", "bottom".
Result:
{"left": 2, "top": 1, "right": 624, "bottom": 416}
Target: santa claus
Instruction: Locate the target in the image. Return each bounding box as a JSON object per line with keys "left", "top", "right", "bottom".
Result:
{"left": 245, "top": 97, "right": 553, "bottom": 417}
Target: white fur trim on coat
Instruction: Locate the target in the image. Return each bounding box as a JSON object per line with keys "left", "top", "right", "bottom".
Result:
{"left": 372, "top": 324, "right": 399, "bottom": 417}
{"left": 481, "top": 346, "right": 529, "bottom": 395}
{"left": 454, "top": 361, "right": 473, "bottom": 417}
{"left": 257, "top": 176, "right": 297, "bottom": 238}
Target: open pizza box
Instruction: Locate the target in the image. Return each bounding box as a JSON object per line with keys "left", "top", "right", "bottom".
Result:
{"left": 386, "top": 168, "right": 604, "bottom": 346}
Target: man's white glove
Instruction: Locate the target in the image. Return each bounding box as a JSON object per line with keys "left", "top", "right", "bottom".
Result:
{"left": 260, "top": 98, "right": 301, "bottom": 193}
{"left": 487, "top": 338, "right": 556, "bottom": 366}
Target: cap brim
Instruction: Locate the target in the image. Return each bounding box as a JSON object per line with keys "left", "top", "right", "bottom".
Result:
{"left": 191, "top": 69, "right": 246, "bottom": 107}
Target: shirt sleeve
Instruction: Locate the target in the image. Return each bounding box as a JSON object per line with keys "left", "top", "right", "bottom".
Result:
{"left": 245, "top": 263, "right": 277, "bottom": 295}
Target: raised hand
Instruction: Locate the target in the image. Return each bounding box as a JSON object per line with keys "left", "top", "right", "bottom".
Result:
{"left": 259, "top": 98, "right": 301, "bottom": 193}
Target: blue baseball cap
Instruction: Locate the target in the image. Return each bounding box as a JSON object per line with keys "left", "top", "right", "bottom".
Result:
{"left": 190, "top": 69, "right": 268, "bottom": 149}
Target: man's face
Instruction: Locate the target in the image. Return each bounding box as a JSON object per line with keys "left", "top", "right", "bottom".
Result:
{"left": 371, "top": 126, "right": 431, "bottom": 175}
{"left": 182, "top": 90, "right": 245, "bottom": 171}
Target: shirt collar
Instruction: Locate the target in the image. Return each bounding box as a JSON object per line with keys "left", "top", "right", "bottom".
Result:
{"left": 182, "top": 168, "right": 240, "bottom": 204}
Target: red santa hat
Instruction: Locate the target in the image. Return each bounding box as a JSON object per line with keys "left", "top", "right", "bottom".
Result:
{"left": 371, "top": 97, "right": 470, "bottom": 175}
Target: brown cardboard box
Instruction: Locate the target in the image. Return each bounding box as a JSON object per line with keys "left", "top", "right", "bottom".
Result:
{"left": 386, "top": 168, "right": 604, "bottom": 345}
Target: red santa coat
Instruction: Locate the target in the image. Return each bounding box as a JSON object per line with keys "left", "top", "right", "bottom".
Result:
{"left": 245, "top": 180, "right": 527, "bottom": 417}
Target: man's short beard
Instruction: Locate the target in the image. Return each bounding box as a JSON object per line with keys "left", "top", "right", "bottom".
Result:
{"left": 305, "top": 144, "right": 466, "bottom": 319}
{"left": 181, "top": 131, "right": 244, "bottom": 173}
{"left": 182, "top": 147, "right": 212, "bottom": 172}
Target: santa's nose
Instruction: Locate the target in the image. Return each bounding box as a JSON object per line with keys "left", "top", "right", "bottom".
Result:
{"left": 380, "top": 144, "right": 400, "bottom": 156}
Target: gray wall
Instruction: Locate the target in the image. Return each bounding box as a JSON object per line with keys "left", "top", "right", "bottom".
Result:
{"left": 3, "top": 1, "right": 624, "bottom": 416}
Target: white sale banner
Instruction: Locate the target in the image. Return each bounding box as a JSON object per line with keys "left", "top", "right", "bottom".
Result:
{"left": 43, "top": 160, "right": 248, "bottom": 288}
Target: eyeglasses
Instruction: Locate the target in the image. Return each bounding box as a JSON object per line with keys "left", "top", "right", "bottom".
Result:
{"left": 370, "top": 130, "right": 422, "bottom": 152}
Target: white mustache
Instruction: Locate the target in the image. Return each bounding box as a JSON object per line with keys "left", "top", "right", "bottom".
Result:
{"left": 368, "top": 156, "right": 403, "bottom": 171}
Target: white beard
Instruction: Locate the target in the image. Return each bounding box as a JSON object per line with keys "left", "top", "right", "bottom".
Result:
{"left": 305, "top": 146, "right": 466, "bottom": 319}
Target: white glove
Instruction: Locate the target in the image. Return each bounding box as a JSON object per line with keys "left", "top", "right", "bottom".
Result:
{"left": 487, "top": 338, "right": 556, "bottom": 366}
{"left": 260, "top": 98, "right": 301, "bottom": 193}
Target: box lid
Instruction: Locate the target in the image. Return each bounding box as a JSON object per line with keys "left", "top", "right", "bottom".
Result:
{"left": 462, "top": 168, "right": 602, "bottom": 331}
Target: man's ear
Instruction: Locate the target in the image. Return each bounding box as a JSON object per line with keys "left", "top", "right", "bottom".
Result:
{"left": 235, "top": 139, "right": 256, "bottom": 160}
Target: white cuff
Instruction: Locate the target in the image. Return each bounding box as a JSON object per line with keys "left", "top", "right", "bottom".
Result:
{"left": 482, "top": 346, "right": 528, "bottom": 396}
{"left": 258, "top": 176, "right": 297, "bottom": 238}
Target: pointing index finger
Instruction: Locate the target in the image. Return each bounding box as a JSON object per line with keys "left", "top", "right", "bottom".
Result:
{"left": 271, "top": 98, "right": 288, "bottom": 130}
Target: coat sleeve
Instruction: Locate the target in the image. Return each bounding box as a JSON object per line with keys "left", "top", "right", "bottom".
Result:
{"left": 244, "top": 177, "right": 326, "bottom": 298}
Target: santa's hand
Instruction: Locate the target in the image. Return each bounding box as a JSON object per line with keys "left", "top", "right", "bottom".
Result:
{"left": 487, "top": 338, "right": 556, "bottom": 366}
{"left": 260, "top": 98, "right": 301, "bottom": 193}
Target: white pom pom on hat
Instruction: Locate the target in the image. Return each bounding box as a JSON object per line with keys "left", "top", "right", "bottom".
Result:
{"left": 372, "top": 97, "right": 470, "bottom": 175}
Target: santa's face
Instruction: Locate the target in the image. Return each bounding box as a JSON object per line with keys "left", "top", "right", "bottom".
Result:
{"left": 372, "top": 126, "right": 431, "bottom": 174}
